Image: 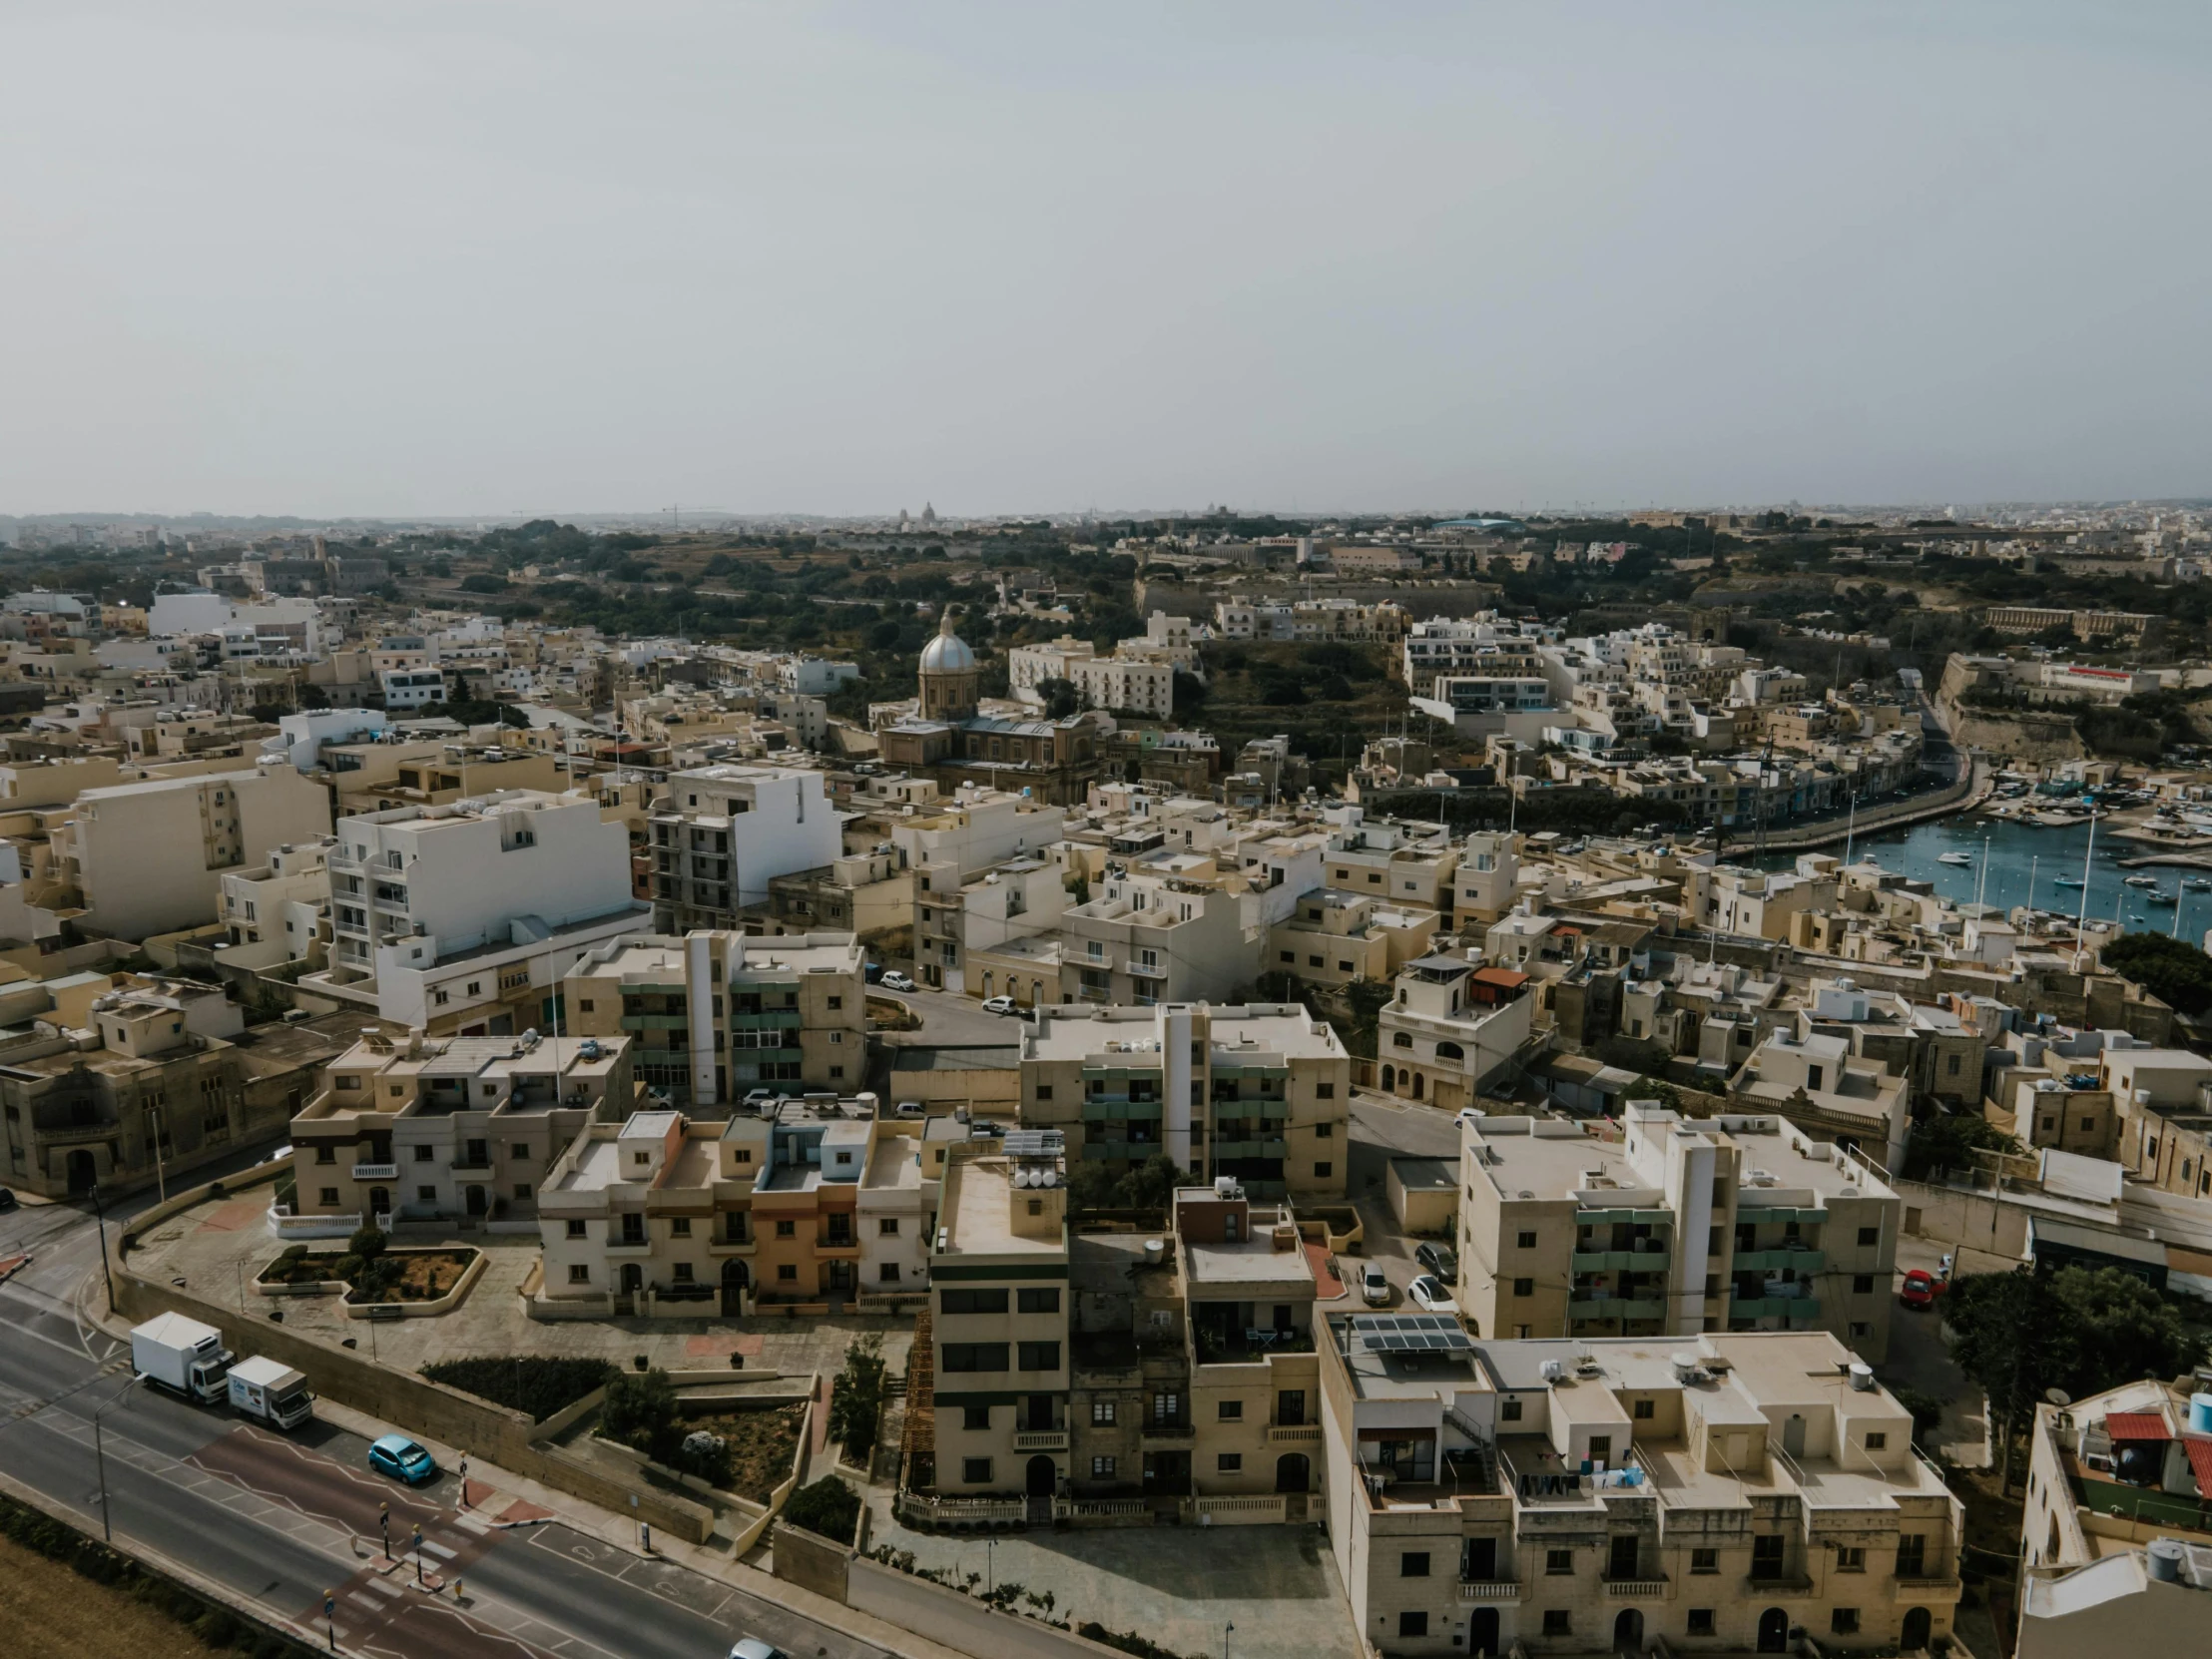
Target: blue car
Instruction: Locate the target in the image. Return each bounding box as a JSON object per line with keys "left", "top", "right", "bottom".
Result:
{"left": 367, "top": 1434, "right": 438, "bottom": 1485}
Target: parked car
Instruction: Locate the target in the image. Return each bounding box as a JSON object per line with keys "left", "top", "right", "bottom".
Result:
{"left": 893, "top": 1100, "right": 926, "bottom": 1119}
{"left": 1407, "top": 1275, "right": 1458, "bottom": 1316}
{"left": 1360, "top": 1262, "right": 1391, "bottom": 1307}
{"left": 980, "top": 995, "right": 1017, "bottom": 1016}
{"left": 1414, "top": 1242, "right": 1457, "bottom": 1284}
{"left": 730, "top": 1640, "right": 790, "bottom": 1659}
{"left": 1453, "top": 1108, "right": 1484, "bottom": 1129}
{"left": 367, "top": 1434, "right": 438, "bottom": 1486}
{"left": 1899, "top": 1269, "right": 1940, "bottom": 1311}
{"left": 879, "top": 971, "right": 916, "bottom": 993}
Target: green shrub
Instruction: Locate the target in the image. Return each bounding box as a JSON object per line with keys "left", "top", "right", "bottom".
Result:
{"left": 348, "top": 1224, "right": 387, "bottom": 1262}
{"left": 601, "top": 1367, "right": 680, "bottom": 1459}
{"left": 782, "top": 1475, "right": 861, "bottom": 1543}
{"left": 826, "top": 1336, "right": 887, "bottom": 1464}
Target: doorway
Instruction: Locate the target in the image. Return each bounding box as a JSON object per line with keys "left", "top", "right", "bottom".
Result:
{"left": 1025, "top": 1453, "right": 1056, "bottom": 1523}
{"left": 1468, "top": 1608, "right": 1498, "bottom": 1658}
{"left": 1274, "top": 1453, "right": 1309, "bottom": 1493}
{"left": 1757, "top": 1608, "right": 1789, "bottom": 1653}
{"left": 621, "top": 1263, "right": 643, "bottom": 1294}
{"left": 721, "top": 1259, "right": 749, "bottom": 1316}
{"left": 1782, "top": 1413, "right": 1807, "bottom": 1457}
{"left": 368, "top": 1186, "right": 391, "bottom": 1218}
{"left": 1902, "top": 1607, "right": 1933, "bottom": 1651}
{"left": 464, "top": 1185, "right": 487, "bottom": 1217}
{"left": 1612, "top": 1608, "right": 1642, "bottom": 1651}
{"left": 1608, "top": 1533, "right": 1640, "bottom": 1579}
{"left": 65, "top": 1149, "right": 96, "bottom": 1194}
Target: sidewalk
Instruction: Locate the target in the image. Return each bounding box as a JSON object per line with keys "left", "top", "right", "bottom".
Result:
{"left": 86, "top": 1301, "right": 968, "bottom": 1659}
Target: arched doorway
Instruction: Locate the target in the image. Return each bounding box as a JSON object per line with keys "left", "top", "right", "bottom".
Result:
{"left": 1468, "top": 1608, "right": 1498, "bottom": 1657}
{"left": 1275, "top": 1453, "right": 1309, "bottom": 1493}
{"left": 1025, "top": 1454, "right": 1057, "bottom": 1495}
{"left": 1757, "top": 1608, "right": 1789, "bottom": 1653}
{"left": 1381, "top": 1064, "right": 1395, "bottom": 1092}
{"left": 1613, "top": 1608, "right": 1642, "bottom": 1651}
{"left": 65, "top": 1149, "right": 96, "bottom": 1194}
{"left": 1902, "top": 1607, "right": 1933, "bottom": 1651}
{"left": 721, "top": 1259, "right": 749, "bottom": 1316}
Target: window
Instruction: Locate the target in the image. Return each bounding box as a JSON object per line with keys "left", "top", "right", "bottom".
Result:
{"left": 1751, "top": 1535, "right": 1786, "bottom": 1578}
{"left": 1400, "top": 1551, "right": 1430, "bottom": 1578}
{"left": 510, "top": 1142, "right": 531, "bottom": 1161}
{"left": 778, "top": 1264, "right": 798, "bottom": 1281}
{"left": 879, "top": 1218, "right": 899, "bottom": 1236}
{"left": 671, "top": 1264, "right": 694, "bottom": 1284}
{"left": 578, "top": 999, "right": 594, "bottom": 1013}
{"left": 941, "top": 1289, "right": 1010, "bottom": 1315}
{"left": 1017, "top": 1342, "right": 1061, "bottom": 1371}
{"left": 1850, "top": 1321, "right": 1872, "bottom": 1339}
{"left": 1091, "top": 1456, "right": 1116, "bottom": 1477}
{"left": 1314, "top": 1162, "right": 1332, "bottom": 1179}
{"left": 417, "top": 1186, "right": 436, "bottom": 1202}
{"left": 1500, "top": 1397, "right": 1522, "bottom": 1422}
{"left": 1516, "top": 1230, "right": 1537, "bottom": 1249}
{"left": 1865, "top": 1432, "right": 1887, "bottom": 1450}
{"left": 1830, "top": 1609, "right": 1859, "bottom": 1636}
{"left": 566, "top": 1219, "right": 587, "bottom": 1239}
{"left": 670, "top": 1217, "right": 691, "bottom": 1237}
{"left": 1634, "top": 1398, "right": 1655, "bottom": 1419}
{"left": 827, "top": 995, "right": 841, "bottom": 1010}
{"left": 1836, "top": 1546, "right": 1865, "bottom": 1572}
{"left": 776, "top": 1220, "right": 796, "bottom": 1238}
{"left": 414, "top": 1145, "right": 434, "bottom": 1162}
{"left": 1687, "top": 1609, "right": 1716, "bottom": 1637}
{"left": 1391, "top": 1032, "right": 1412, "bottom": 1048}
{"left": 1017, "top": 1287, "right": 1061, "bottom": 1314}
{"left": 1512, "top": 1278, "right": 1533, "bottom": 1297}
{"left": 1035, "top": 1085, "right": 1052, "bottom": 1101}
{"left": 1858, "top": 1226, "right": 1879, "bottom": 1246}
{"left": 878, "top": 1263, "right": 900, "bottom": 1282}
{"left": 1542, "top": 1611, "right": 1570, "bottom": 1637}
{"left": 1897, "top": 1534, "right": 1927, "bottom": 1577}
{"left": 1397, "top": 1612, "right": 1427, "bottom": 1639}
{"left": 1315, "top": 1122, "right": 1333, "bottom": 1139}
{"left": 567, "top": 1264, "right": 591, "bottom": 1284}
{"left": 1218, "top": 1399, "right": 1243, "bottom": 1422}
{"left": 962, "top": 1404, "right": 991, "bottom": 1431}
{"left": 1853, "top": 1274, "right": 1874, "bottom": 1294}
{"left": 1690, "top": 1547, "right": 1718, "bottom": 1575}
{"left": 941, "top": 1343, "right": 1009, "bottom": 1374}
{"left": 1545, "top": 1548, "right": 1573, "bottom": 1575}
{"left": 318, "top": 1187, "right": 339, "bottom": 1207}
{"left": 1216, "top": 1452, "right": 1242, "bottom": 1472}
{"left": 1315, "top": 1082, "right": 1334, "bottom": 1099}
{"left": 1092, "top": 1400, "right": 1116, "bottom": 1425}
{"left": 961, "top": 1458, "right": 993, "bottom": 1485}
{"left": 315, "top": 1146, "right": 336, "bottom": 1165}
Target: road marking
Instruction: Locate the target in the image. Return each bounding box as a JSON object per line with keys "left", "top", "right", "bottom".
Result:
{"left": 422, "top": 1538, "right": 457, "bottom": 1559}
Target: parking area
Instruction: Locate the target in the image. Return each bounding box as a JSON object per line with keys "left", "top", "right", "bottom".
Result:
{"left": 125, "top": 1188, "right": 910, "bottom": 1382}
{"left": 864, "top": 1495, "right": 1358, "bottom": 1659}
{"left": 1341, "top": 1090, "right": 1463, "bottom": 1312}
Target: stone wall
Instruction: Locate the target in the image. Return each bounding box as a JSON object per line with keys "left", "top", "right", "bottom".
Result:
{"left": 772, "top": 1520, "right": 853, "bottom": 1603}
{"left": 847, "top": 1558, "right": 1134, "bottom": 1659}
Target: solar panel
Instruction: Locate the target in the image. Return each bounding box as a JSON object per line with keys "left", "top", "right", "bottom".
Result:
{"left": 1002, "top": 1130, "right": 1064, "bottom": 1157}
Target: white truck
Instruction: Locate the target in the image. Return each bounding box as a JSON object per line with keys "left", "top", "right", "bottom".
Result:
{"left": 131, "top": 1313, "right": 233, "bottom": 1404}
{"left": 227, "top": 1356, "right": 312, "bottom": 1430}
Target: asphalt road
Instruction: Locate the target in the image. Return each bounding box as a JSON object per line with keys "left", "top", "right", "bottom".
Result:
{"left": 872, "top": 982, "right": 1022, "bottom": 1050}
{"left": 0, "top": 1194, "right": 886, "bottom": 1659}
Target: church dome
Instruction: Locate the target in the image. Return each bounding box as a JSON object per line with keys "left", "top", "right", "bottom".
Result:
{"left": 919, "top": 623, "right": 975, "bottom": 674}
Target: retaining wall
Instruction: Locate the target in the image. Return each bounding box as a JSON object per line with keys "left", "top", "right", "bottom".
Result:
{"left": 847, "top": 1558, "right": 1137, "bottom": 1659}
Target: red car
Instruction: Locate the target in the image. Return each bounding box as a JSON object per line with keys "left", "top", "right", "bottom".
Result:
{"left": 1899, "top": 1269, "right": 1940, "bottom": 1310}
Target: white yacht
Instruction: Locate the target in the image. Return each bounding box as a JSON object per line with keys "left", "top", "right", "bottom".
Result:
{"left": 1936, "top": 851, "right": 1973, "bottom": 865}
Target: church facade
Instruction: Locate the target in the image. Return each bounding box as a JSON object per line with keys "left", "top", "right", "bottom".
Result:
{"left": 878, "top": 614, "right": 1106, "bottom": 806}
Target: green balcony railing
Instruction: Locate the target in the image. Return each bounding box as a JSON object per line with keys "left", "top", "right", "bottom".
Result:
{"left": 620, "top": 1013, "right": 691, "bottom": 1030}
{"left": 1572, "top": 1249, "right": 1672, "bottom": 1274}
{"left": 1731, "top": 1248, "right": 1825, "bottom": 1274}
{"left": 1730, "top": 1295, "right": 1821, "bottom": 1321}
{"left": 728, "top": 1009, "right": 802, "bottom": 1031}
{"left": 1568, "top": 1297, "right": 1667, "bottom": 1322}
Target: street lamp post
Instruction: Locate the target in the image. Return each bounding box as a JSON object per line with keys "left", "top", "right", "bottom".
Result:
{"left": 91, "top": 1372, "right": 138, "bottom": 1542}
{"left": 88, "top": 1183, "right": 116, "bottom": 1315}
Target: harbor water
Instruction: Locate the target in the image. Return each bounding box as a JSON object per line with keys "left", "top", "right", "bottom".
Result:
{"left": 1755, "top": 812, "right": 2212, "bottom": 941}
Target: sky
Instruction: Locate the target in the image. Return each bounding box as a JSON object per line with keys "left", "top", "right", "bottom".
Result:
{"left": 3, "top": 2, "right": 2210, "bottom": 519}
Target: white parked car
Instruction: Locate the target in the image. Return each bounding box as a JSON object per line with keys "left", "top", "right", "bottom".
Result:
{"left": 980, "top": 995, "right": 1017, "bottom": 1016}
{"left": 1454, "top": 1108, "right": 1484, "bottom": 1129}
{"left": 1360, "top": 1262, "right": 1391, "bottom": 1307}
{"left": 730, "top": 1640, "right": 790, "bottom": 1659}
{"left": 1407, "top": 1275, "right": 1459, "bottom": 1317}
{"left": 878, "top": 971, "right": 916, "bottom": 992}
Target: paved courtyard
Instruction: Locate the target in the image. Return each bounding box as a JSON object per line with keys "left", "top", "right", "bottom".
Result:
{"left": 863, "top": 1494, "right": 1357, "bottom": 1659}
{"left": 125, "top": 1186, "right": 909, "bottom": 1382}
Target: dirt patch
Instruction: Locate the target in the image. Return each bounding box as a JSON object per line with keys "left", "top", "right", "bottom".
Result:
{"left": 684, "top": 1402, "right": 806, "bottom": 1503}
{"left": 258, "top": 1245, "right": 476, "bottom": 1303}
{"left": 0, "top": 1534, "right": 223, "bottom": 1659}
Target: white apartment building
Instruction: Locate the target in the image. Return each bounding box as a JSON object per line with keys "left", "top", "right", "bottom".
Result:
{"left": 1459, "top": 1103, "right": 1902, "bottom": 1361}
{"left": 1324, "top": 811, "right": 1462, "bottom": 912}
{"left": 58, "top": 762, "right": 332, "bottom": 939}
{"left": 885, "top": 787, "right": 1067, "bottom": 884}
{"left": 1212, "top": 597, "right": 1404, "bottom": 643}
{"left": 915, "top": 854, "right": 1066, "bottom": 996}
{"left": 380, "top": 666, "right": 449, "bottom": 710}
{"left": 1059, "top": 861, "right": 1262, "bottom": 1007}
{"left": 1008, "top": 637, "right": 1175, "bottom": 719}
{"left": 1376, "top": 952, "right": 1535, "bottom": 1109}
{"left": 1450, "top": 830, "right": 1521, "bottom": 928}
{"left": 1400, "top": 616, "right": 1550, "bottom": 697}
{"left": 300, "top": 790, "right": 650, "bottom": 1035}
{"left": 649, "top": 765, "right": 842, "bottom": 933}
{"left": 1021, "top": 1002, "right": 1351, "bottom": 1201}
{"left": 219, "top": 837, "right": 333, "bottom": 968}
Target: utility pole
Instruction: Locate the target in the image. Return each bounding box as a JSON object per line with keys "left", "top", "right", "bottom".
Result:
{"left": 89, "top": 1183, "right": 115, "bottom": 1314}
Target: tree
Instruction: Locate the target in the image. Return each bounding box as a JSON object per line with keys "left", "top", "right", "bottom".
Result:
{"left": 600, "top": 1367, "right": 680, "bottom": 1459}
{"left": 1944, "top": 1270, "right": 2065, "bottom": 1487}
{"left": 1900, "top": 1110, "right": 2018, "bottom": 1183}
{"left": 1118, "top": 1154, "right": 1187, "bottom": 1213}
{"left": 2100, "top": 933, "right": 2212, "bottom": 1017}
{"left": 825, "top": 1336, "right": 887, "bottom": 1464}
{"left": 348, "top": 1225, "right": 387, "bottom": 1263}
{"left": 1037, "top": 677, "right": 1081, "bottom": 720}
{"left": 782, "top": 1476, "right": 861, "bottom": 1543}
{"left": 2047, "top": 1266, "right": 2206, "bottom": 1398}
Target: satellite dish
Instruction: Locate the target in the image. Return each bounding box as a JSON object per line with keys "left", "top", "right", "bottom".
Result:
{"left": 2044, "top": 1386, "right": 2071, "bottom": 1407}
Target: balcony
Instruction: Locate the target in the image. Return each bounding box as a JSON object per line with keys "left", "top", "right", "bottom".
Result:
{"left": 350, "top": 1162, "right": 398, "bottom": 1181}
{"left": 1269, "top": 1423, "right": 1323, "bottom": 1444}
{"left": 1456, "top": 1581, "right": 1521, "bottom": 1603}
{"left": 1127, "top": 960, "right": 1168, "bottom": 980}
{"left": 1142, "top": 1419, "right": 1195, "bottom": 1444}
{"left": 1603, "top": 1576, "right": 1669, "bottom": 1597}
{"left": 621, "top": 1014, "right": 691, "bottom": 1031}
{"left": 1732, "top": 1247, "right": 1825, "bottom": 1273}
{"left": 1567, "top": 1296, "right": 1667, "bottom": 1322}
{"left": 1745, "top": 1573, "right": 1816, "bottom": 1597}
{"left": 1570, "top": 1249, "right": 1671, "bottom": 1274}
{"left": 1731, "top": 1294, "right": 1820, "bottom": 1321}
{"left": 607, "top": 1237, "right": 654, "bottom": 1256}
{"left": 1013, "top": 1430, "right": 1069, "bottom": 1451}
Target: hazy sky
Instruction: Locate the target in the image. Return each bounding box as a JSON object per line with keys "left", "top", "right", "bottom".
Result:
{"left": 5, "top": 2, "right": 2209, "bottom": 518}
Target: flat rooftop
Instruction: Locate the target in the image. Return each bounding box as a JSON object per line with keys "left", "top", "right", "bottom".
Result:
{"left": 1026, "top": 1003, "right": 1346, "bottom": 1065}
{"left": 940, "top": 1155, "right": 1063, "bottom": 1257}
{"left": 554, "top": 1137, "right": 628, "bottom": 1194}
{"left": 1185, "top": 1236, "right": 1316, "bottom": 1294}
